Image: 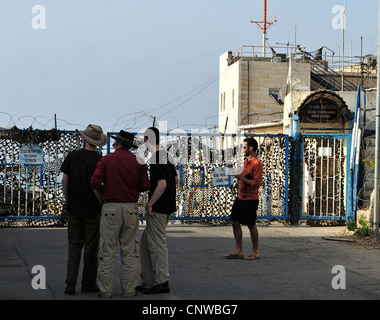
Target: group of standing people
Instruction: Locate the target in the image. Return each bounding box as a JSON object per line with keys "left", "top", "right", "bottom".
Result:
{"left": 61, "top": 124, "right": 177, "bottom": 298}
{"left": 60, "top": 124, "right": 263, "bottom": 299}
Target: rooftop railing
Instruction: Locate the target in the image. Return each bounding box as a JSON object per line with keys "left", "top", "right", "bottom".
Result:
{"left": 230, "top": 45, "right": 374, "bottom": 74}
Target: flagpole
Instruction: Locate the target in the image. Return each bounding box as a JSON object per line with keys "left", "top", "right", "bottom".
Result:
{"left": 373, "top": 0, "right": 380, "bottom": 237}
{"left": 289, "top": 49, "right": 293, "bottom": 136}
{"left": 342, "top": 0, "right": 346, "bottom": 90}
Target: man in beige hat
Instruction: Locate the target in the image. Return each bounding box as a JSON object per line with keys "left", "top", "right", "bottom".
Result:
{"left": 60, "top": 124, "right": 107, "bottom": 295}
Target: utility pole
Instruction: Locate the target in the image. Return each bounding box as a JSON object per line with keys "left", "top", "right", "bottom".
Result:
{"left": 342, "top": 0, "right": 346, "bottom": 91}
{"left": 373, "top": 0, "right": 380, "bottom": 237}
{"left": 251, "top": 0, "right": 276, "bottom": 57}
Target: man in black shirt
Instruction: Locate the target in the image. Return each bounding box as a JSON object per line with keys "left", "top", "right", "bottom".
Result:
{"left": 137, "top": 127, "right": 178, "bottom": 294}
{"left": 60, "top": 124, "right": 107, "bottom": 295}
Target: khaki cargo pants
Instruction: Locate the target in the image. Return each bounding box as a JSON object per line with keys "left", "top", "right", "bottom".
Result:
{"left": 140, "top": 212, "right": 171, "bottom": 288}
{"left": 97, "top": 202, "right": 139, "bottom": 298}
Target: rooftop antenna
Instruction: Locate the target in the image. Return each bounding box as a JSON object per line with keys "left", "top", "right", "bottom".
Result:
{"left": 251, "top": 0, "right": 277, "bottom": 57}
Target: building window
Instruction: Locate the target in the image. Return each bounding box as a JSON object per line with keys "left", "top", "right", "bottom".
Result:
{"left": 220, "top": 92, "right": 226, "bottom": 111}
{"left": 269, "top": 89, "right": 283, "bottom": 105}
{"left": 232, "top": 89, "right": 235, "bottom": 109}
{"left": 269, "top": 89, "right": 279, "bottom": 101}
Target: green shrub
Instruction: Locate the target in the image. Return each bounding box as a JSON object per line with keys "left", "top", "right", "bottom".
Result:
{"left": 348, "top": 216, "right": 371, "bottom": 237}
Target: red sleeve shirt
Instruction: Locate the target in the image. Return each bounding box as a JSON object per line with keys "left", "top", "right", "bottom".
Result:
{"left": 90, "top": 149, "right": 150, "bottom": 202}
{"left": 238, "top": 157, "right": 263, "bottom": 200}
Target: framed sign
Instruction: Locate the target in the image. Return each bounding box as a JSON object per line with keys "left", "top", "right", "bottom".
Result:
{"left": 303, "top": 102, "right": 339, "bottom": 122}
{"left": 212, "top": 167, "right": 232, "bottom": 187}
{"left": 298, "top": 91, "right": 349, "bottom": 124}
{"left": 19, "top": 145, "right": 43, "bottom": 165}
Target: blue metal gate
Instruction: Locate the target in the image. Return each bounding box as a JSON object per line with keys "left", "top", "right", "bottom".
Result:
{"left": 299, "top": 134, "right": 352, "bottom": 222}
{"left": 1, "top": 128, "right": 357, "bottom": 226}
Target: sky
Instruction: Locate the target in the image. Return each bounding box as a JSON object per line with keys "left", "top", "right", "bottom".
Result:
{"left": 0, "top": 0, "right": 378, "bottom": 133}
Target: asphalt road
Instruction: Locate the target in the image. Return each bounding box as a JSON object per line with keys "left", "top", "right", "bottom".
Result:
{"left": 1, "top": 221, "right": 379, "bottom": 302}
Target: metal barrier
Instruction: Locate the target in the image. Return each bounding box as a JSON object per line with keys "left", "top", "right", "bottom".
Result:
{"left": 0, "top": 129, "right": 291, "bottom": 226}
{"left": 108, "top": 132, "right": 290, "bottom": 222}
{"left": 300, "top": 134, "right": 351, "bottom": 222}
{"left": 0, "top": 130, "right": 80, "bottom": 227}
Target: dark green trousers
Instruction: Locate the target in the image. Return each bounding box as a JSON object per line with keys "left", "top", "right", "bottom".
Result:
{"left": 66, "top": 214, "right": 100, "bottom": 286}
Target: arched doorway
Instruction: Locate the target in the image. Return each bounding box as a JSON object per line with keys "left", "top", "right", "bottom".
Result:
{"left": 297, "top": 91, "right": 351, "bottom": 221}
{"left": 297, "top": 90, "right": 350, "bottom": 133}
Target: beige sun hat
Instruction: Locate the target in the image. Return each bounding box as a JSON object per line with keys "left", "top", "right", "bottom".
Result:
{"left": 78, "top": 124, "right": 107, "bottom": 147}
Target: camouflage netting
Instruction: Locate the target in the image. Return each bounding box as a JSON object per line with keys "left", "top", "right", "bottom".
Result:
{"left": 0, "top": 129, "right": 291, "bottom": 227}
{"left": 0, "top": 127, "right": 80, "bottom": 227}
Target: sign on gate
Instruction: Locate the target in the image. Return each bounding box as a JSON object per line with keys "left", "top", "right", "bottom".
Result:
{"left": 212, "top": 167, "right": 232, "bottom": 187}
{"left": 19, "top": 145, "right": 43, "bottom": 165}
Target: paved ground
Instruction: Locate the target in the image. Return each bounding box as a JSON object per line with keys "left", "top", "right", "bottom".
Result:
{"left": 1, "top": 221, "right": 380, "bottom": 302}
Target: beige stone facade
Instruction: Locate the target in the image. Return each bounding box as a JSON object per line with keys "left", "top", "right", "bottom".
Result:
{"left": 218, "top": 47, "right": 377, "bottom": 135}
{"left": 218, "top": 50, "right": 311, "bottom": 134}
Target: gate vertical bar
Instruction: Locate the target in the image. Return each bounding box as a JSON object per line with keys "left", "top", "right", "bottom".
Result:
{"left": 374, "top": 0, "right": 380, "bottom": 235}
{"left": 339, "top": 138, "right": 343, "bottom": 218}
{"left": 320, "top": 139, "right": 323, "bottom": 217}
{"left": 17, "top": 165, "right": 21, "bottom": 216}
{"left": 327, "top": 138, "right": 330, "bottom": 216}
{"left": 313, "top": 139, "right": 317, "bottom": 217}
{"left": 333, "top": 139, "right": 336, "bottom": 218}
{"left": 346, "top": 134, "right": 352, "bottom": 221}
{"left": 284, "top": 135, "right": 289, "bottom": 220}
{"left": 25, "top": 166, "right": 28, "bottom": 215}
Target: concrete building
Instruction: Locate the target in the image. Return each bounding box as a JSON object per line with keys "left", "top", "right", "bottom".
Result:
{"left": 218, "top": 45, "right": 377, "bottom": 135}
{"left": 218, "top": 44, "right": 378, "bottom": 223}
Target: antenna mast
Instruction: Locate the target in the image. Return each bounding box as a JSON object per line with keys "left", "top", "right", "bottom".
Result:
{"left": 251, "top": 0, "right": 277, "bottom": 57}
